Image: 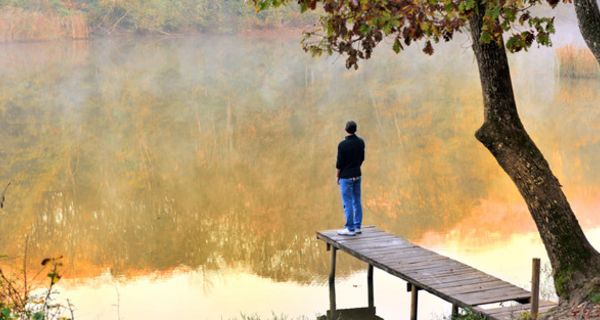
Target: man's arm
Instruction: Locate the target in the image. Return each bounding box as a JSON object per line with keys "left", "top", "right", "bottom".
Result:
{"left": 336, "top": 144, "right": 342, "bottom": 184}
{"left": 359, "top": 140, "right": 365, "bottom": 165}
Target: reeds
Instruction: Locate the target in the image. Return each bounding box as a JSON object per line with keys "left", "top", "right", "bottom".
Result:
{"left": 556, "top": 45, "right": 600, "bottom": 79}
{"left": 0, "top": 6, "right": 89, "bottom": 43}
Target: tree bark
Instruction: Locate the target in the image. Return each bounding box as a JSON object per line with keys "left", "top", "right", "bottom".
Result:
{"left": 574, "top": 0, "right": 600, "bottom": 64}
{"left": 469, "top": 2, "right": 600, "bottom": 303}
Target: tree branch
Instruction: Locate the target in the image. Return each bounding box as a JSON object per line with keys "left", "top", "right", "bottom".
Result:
{"left": 574, "top": 0, "right": 600, "bottom": 64}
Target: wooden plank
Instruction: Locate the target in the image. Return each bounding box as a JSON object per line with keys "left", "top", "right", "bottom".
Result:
{"left": 413, "top": 269, "right": 487, "bottom": 284}
{"left": 417, "top": 270, "right": 490, "bottom": 283}
{"left": 384, "top": 256, "right": 451, "bottom": 269}
{"left": 405, "top": 264, "right": 474, "bottom": 277}
{"left": 457, "top": 286, "right": 531, "bottom": 305}
{"left": 397, "top": 258, "right": 464, "bottom": 270}
{"left": 478, "top": 301, "right": 556, "bottom": 320}
{"left": 362, "top": 248, "right": 424, "bottom": 260}
{"left": 373, "top": 250, "right": 437, "bottom": 263}
{"left": 322, "top": 231, "right": 391, "bottom": 241}
{"left": 442, "top": 282, "right": 517, "bottom": 296}
{"left": 345, "top": 240, "right": 414, "bottom": 252}
{"left": 344, "top": 239, "right": 416, "bottom": 251}
{"left": 374, "top": 251, "right": 438, "bottom": 263}
{"left": 482, "top": 300, "right": 555, "bottom": 315}
{"left": 432, "top": 277, "right": 506, "bottom": 291}
{"left": 392, "top": 260, "right": 460, "bottom": 273}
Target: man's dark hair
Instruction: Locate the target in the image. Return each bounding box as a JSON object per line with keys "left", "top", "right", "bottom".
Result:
{"left": 345, "top": 121, "right": 357, "bottom": 134}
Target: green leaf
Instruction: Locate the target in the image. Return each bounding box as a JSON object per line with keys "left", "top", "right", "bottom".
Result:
{"left": 480, "top": 31, "right": 493, "bottom": 44}
{"left": 393, "top": 39, "right": 403, "bottom": 53}
{"left": 300, "top": 2, "right": 308, "bottom": 12}
{"left": 359, "top": 24, "right": 371, "bottom": 35}
{"left": 465, "top": 0, "right": 475, "bottom": 10}
{"left": 1, "top": 308, "right": 11, "bottom": 319}
{"left": 502, "top": 7, "right": 516, "bottom": 22}
{"left": 488, "top": 5, "right": 501, "bottom": 20}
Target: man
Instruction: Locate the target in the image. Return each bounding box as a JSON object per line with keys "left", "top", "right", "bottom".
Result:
{"left": 336, "top": 120, "right": 365, "bottom": 236}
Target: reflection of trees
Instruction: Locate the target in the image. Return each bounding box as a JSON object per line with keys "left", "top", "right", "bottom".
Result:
{"left": 0, "top": 37, "right": 598, "bottom": 284}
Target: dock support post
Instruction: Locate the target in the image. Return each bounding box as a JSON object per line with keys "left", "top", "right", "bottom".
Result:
{"left": 451, "top": 304, "right": 459, "bottom": 318}
{"left": 531, "top": 258, "right": 540, "bottom": 320}
{"left": 410, "top": 284, "right": 419, "bottom": 320}
{"left": 328, "top": 247, "right": 337, "bottom": 319}
{"left": 367, "top": 264, "right": 374, "bottom": 309}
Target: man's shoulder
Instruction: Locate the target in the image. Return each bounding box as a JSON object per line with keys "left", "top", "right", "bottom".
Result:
{"left": 355, "top": 135, "right": 365, "bottom": 145}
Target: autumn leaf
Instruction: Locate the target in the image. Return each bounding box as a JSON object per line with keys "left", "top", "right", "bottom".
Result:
{"left": 423, "top": 41, "right": 434, "bottom": 55}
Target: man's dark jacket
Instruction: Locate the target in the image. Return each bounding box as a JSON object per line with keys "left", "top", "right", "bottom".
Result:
{"left": 336, "top": 134, "right": 365, "bottom": 179}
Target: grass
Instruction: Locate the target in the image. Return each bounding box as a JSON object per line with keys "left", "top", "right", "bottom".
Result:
{"left": 449, "top": 308, "right": 488, "bottom": 320}
{"left": 556, "top": 45, "right": 600, "bottom": 79}
{"left": 591, "top": 292, "right": 600, "bottom": 304}
{"left": 237, "top": 313, "right": 312, "bottom": 320}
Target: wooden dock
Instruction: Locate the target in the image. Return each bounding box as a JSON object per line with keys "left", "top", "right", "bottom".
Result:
{"left": 317, "top": 226, "right": 557, "bottom": 320}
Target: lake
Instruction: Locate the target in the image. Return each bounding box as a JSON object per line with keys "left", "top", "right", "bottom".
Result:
{"left": 0, "top": 33, "right": 599, "bottom": 319}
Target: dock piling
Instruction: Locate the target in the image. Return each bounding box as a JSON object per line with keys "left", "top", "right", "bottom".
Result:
{"left": 329, "top": 247, "right": 337, "bottom": 319}
{"left": 451, "top": 304, "right": 459, "bottom": 318}
{"left": 367, "top": 264, "right": 374, "bottom": 308}
{"left": 410, "top": 284, "right": 419, "bottom": 320}
{"left": 531, "top": 258, "right": 541, "bottom": 320}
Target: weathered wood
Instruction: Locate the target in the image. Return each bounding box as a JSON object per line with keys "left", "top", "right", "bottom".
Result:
{"left": 407, "top": 282, "right": 423, "bottom": 292}
{"left": 455, "top": 287, "right": 531, "bottom": 306}
{"left": 432, "top": 276, "right": 504, "bottom": 290}
{"left": 410, "top": 284, "right": 419, "bottom": 320}
{"left": 475, "top": 301, "right": 556, "bottom": 320}
{"left": 329, "top": 247, "right": 337, "bottom": 284}
{"left": 316, "top": 227, "right": 557, "bottom": 319}
{"left": 452, "top": 304, "right": 459, "bottom": 318}
{"left": 329, "top": 247, "right": 337, "bottom": 318}
{"left": 368, "top": 264, "right": 374, "bottom": 308}
{"left": 531, "top": 258, "right": 541, "bottom": 320}
{"left": 442, "top": 281, "right": 516, "bottom": 296}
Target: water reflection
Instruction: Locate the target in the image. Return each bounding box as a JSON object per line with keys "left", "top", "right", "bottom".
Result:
{"left": 318, "top": 307, "right": 382, "bottom": 320}
{"left": 0, "top": 35, "right": 599, "bottom": 292}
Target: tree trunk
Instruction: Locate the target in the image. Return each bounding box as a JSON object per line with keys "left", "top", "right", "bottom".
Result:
{"left": 574, "top": 0, "right": 600, "bottom": 64}
{"left": 469, "top": 2, "right": 600, "bottom": 303}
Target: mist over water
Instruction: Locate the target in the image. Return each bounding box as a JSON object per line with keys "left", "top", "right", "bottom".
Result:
{"left": 0, "top": 34, "right": 599, "bottom": 319}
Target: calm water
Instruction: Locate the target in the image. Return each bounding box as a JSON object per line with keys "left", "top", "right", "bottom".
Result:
{"left": 0, "top": 34, "right": 599, "bottom": 319}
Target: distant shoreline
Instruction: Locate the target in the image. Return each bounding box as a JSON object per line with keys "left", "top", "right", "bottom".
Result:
{"left": 0, "top": 4, "right": 315, "bottom": 44}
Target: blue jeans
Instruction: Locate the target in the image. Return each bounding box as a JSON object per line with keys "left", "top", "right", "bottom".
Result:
{"left": 339, "top": 177, "right": 362, "bottom": 232}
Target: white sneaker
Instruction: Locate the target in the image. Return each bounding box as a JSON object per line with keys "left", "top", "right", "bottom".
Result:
{"left": 355, "top": 228, "right": 362, "bottom": 234}
{"left": 337, "top": 228, "right": 356, "bottom": 236}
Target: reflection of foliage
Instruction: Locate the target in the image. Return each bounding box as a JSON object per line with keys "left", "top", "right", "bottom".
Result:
{"left": 0, "top": 37, "right": 598, "bottom": 285}
{"left": 0, "top": 0, "right": 318, "bottom": 35}
{"left": 556, "top": 45, "right": 600, "bottom": 79}
{"left": 0, "top": 256, "right": 73, "bottom": 320}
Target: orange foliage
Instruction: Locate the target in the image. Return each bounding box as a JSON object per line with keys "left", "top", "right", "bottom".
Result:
{"left": 556, "top": 45, "right": 600, "bottom": 79}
